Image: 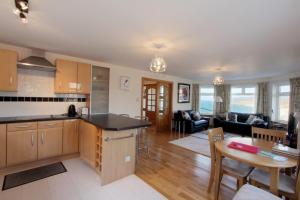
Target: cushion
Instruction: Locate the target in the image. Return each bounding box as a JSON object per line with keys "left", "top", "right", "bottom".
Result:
{"left": 246, "top": 115, "right": 256, "bottom": 124}
{"left": 182, "top": 111, "right": 191, "bottom": 120}
{"left": 228, "top": 113, "right": 238, "bottom": 122}
{"left": 191, "top": 111, "right": 201, "bottom": 120}
{"left": 193, "top": 120, "right": 208, "bottom": 126}
{"left": 233, "top": 184, "right": 281, "bottom": 200}
{"left": 251, "top": 118, "right": 265, "bottom": 125}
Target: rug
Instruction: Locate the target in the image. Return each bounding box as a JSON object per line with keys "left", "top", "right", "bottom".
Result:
{"left": 169, "top": 130, "right": 241, "bottom": 157}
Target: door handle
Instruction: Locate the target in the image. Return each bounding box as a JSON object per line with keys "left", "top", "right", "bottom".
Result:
{"left": 41, "top": 132, "right": 45, "bottom": 144}
{"left": 31, "top": 134, "right": 34, "bottom": 146}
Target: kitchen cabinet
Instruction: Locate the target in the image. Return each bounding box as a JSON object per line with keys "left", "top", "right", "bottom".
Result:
{"left": 63, "top": 119, "right": 79, "bottom": 155}
{"left": 0, "top": 124, "right": 6, "bottom": 168}
{"left": 79, "top": 120, "right": 97, "bottom": 167}
{"left": 55, "top": 59, "right": 91, "bottom": 94}
{"left": 0, "top": 49, "right": 18, "bottom": 91}
{"left": 55, "top": 59, "right": 78, "bottom": 93}
{"left": 38, "top": 121, "right": 63, "bottom": 160}
{"left": 7, "top": 130, "right": 38, "bottom": 166}
{"left": 77, "top": 62, "right": 91, "bottom": 94}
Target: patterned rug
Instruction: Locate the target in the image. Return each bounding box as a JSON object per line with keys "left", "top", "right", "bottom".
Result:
{"left": 169, "top": 130, "right": 241, "bottom": 157}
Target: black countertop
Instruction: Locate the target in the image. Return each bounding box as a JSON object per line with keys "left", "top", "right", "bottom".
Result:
{"left": 0, "top": 114, "right": 151, "bottom": 131}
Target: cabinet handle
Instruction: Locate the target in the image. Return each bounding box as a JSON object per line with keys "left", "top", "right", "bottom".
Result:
{"left": 9, "top": 76, "right": 13, "bottom": 85}
{"left": 31, "top": 134, "right": 34, "bottom": 146}
{"left": 41, "top": 132, "right": 45, "bottom": 144}
{"left": 104, "top": 133, "right": 134, "bottom": 142}
{"left": 44, "top": 123, "right": 57, "bottom": 126}
{"left": 15, "top": 125, "right": 31, "bottom": 128}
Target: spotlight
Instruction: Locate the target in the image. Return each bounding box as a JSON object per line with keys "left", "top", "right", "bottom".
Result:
{"left": 13, "top": 8, "right": 21, "bottom": 15}
{"left": 20, "top": 13, "right": 28, "bottom": 23}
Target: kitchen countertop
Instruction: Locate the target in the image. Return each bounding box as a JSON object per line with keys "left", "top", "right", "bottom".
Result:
{"left": 0, "top": 114, "right": 151, "bottom": 131}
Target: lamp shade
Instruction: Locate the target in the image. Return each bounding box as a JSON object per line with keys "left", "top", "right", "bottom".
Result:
{"left": 216, "top": 96, "right": 223, "bottom": 103}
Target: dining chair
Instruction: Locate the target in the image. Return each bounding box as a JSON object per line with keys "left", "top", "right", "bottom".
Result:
{"left": 233, "top": 184, "right": 281, "bottom": 200}
{"left": 207, "top": 127, "right": 253, "bottom": 192}
{"left": 252, "top": 127, "right": 286, "bottom": 144}
{"left": 249, "top": 155, "right": 300, "bottom": 199}
{"left": 134, "top": 116, "right": 150, "bottom": 159}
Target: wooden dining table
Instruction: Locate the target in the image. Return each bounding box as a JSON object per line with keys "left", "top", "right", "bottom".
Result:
{"left": 213, "top": 137, "right": 298, "bottom": 200}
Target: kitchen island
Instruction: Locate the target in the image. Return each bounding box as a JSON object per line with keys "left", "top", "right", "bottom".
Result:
{"left": 0, "top": 114, "right": 151, "bottom": 185}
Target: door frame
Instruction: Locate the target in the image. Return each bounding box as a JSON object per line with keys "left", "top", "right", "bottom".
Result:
{"left": 141, "top": 77, "right": 173, "bottom": 130}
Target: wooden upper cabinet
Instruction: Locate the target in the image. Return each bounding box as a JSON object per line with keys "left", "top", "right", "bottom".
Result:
{"left": 0, "top": 49, "right": 18, "bottom": 91}
{"left": 77, "top": 62, "right": 91, "bottom": 94}
{"left": 55, "top": 59, "right": 78, "bottom": 93}
{"left": 55, "top": 59, "right": 91, "bottom": 94}
{"left": 0, "top": 124, "right": 6, "bottom": 168}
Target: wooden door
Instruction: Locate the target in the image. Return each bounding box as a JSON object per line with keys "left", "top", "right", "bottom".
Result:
{"left": 0, "top": 49, "right": 18, "bottom": 91}
{"left": 143, "top": 84, "right": 157, "bottom": 126}
{"left": 157, "top": 82, "right": 172, "bottom": 131}
{"left": 0, "top": 124, "right": 6, "bottom": 168}
{"left": 7, "top": 130, "right": 38, "bottom": 166}
{"left": 63, "top": 119, "right": 79, "bottom": 155}
{"left": 79, "top": 120, "right": 97, "bottom": 167}
{"left": 38, "top": 128, "right": 63, "bottom": 159}
{"left": 55, "top": 59, "right": 78, "bottom": 93}
{"left": 77, "top": 62, "right": 91, "bottom": 94}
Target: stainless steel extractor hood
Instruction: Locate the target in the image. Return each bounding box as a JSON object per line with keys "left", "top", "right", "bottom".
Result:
{"left": 17, "top": 49, "right": 56, "bottom": 72}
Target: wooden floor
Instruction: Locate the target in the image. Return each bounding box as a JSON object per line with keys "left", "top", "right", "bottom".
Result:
{"left": 135, "top": 129, "right": 237, "bottom": 200}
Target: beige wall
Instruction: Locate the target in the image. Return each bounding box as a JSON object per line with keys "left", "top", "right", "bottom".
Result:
{"left": 0, "top": 42, "right": 193, "bottom": 117}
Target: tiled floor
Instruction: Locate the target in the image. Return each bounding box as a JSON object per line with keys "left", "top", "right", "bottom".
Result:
{"left": 0, "top": 158, "right": 167, "bottom": 200}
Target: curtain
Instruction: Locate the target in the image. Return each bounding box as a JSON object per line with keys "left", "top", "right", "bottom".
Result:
{"left": 256, "top": 82, "right": 269, "bottom": 115}
{"left": 289, "top": 77, "right": 300, "bottom": 113}
{"left": 192, "top": 84, "right": 199, "bottom": 111}
{"left": 214, "top": 84, "right": 231, "bottom": 115}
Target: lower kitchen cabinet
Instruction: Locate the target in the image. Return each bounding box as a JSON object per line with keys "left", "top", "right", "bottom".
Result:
{"left": 38, "top": 127, "right": 63, "bottom": 160}
{"left": 7, "top": 130, "right": 38, "bottom": 166}
{"left": 79, "top": 120, "right": 97, "bottom": 167}
{"left": 63, "top": 119, "right": 79, "bottom": 155}
{"left": 0, "top": 124, "right": 6, "bottom": 168}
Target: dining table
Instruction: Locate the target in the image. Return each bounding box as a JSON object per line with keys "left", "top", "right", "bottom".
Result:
{"left": 213, "top": 137, "right": 298, "bottom": 200}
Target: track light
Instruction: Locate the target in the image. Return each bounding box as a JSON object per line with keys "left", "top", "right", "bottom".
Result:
{"left": 13, "top": 8, "right": 21, "bottom": 15}
{"left": 19, "top": 1, "right": 28, "bottom": 10}
{"left": 20, "top": 13, "right": 28, "bottom": 24}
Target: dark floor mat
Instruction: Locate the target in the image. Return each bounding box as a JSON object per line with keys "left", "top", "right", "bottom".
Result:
{"left": 2, "top": 162, "right": 67, "bottom": 190}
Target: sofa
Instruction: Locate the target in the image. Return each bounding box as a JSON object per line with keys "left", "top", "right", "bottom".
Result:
{"left": 214, "top": 112, "right": 270, "bottom": 137}
{"left": 174, "top": 110, "right": 209, "bottom": 133}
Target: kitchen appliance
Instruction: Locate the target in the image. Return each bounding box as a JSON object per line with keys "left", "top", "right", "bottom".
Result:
{"left": 81, "top": 107, "right": 89, "bottom": 115}
{"left": 68, "top": 104, "right": 77, "bottom": 117}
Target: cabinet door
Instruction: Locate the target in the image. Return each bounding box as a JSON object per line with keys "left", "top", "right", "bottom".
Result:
{"left": 63, "top": 120, "right": 79, "bottom": 155}
{"left": 38, "top": 128, "right": 63, "bottom": 160}
{"left": 0, "top": 124, "right": 6, "bottom": 168}
{"left": 77, "top": 62, "right": 91, "bottom": 94}
{"left": 0, "top": 50, "right": 18, "bottom": 91}
{"left": 55, "top": 59, "right": 78, "bottom": 93}
{"left": 7, "top": 130, "right": 37, "bottom": 166}
{"left": 79, "top": 120, "right": 97, "bottom": 167}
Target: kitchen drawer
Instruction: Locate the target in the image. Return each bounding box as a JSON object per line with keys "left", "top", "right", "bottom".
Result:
{"left": 38, "top": 120, "right": 63, "bottom": 129}
{"left": 7, "top": 122, "right": 37, "bottom": 132}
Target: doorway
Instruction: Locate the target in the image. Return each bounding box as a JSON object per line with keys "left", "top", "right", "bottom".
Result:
{"left": 141, "top": 78, "right": 173, "bottom": 132}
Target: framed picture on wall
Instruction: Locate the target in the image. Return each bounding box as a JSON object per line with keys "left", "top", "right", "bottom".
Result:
{"left": 120, "top": 76, "right": 130, "bottom": 90}
{"left": 178, "top": 83, "right": 190, "bottom": 103}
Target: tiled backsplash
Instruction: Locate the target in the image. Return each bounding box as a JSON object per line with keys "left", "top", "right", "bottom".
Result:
{"left": 0, "top": 69, "right": 87, "bottom": 117}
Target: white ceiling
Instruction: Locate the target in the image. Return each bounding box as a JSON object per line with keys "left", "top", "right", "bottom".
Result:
{"left": 0, "top": 0, "right": 300, "bottom": 81}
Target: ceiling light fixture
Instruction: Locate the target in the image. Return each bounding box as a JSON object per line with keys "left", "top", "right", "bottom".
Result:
{"left": 213, "top": 75, "right": 225, "bottom": 85}
{"left": 14, "top": 0, "right": 29, "bottom": 23}
{"left": 149, "top": 43, "right": 167, "bottom": 73}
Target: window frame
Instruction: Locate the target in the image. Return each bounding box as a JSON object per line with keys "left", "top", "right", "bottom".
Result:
{"left": 199, "top": 86, "right": 215, "bottom": 115}
{"left": 272, "top": 82, "right": 290, "bottom": 122}
{"left": 230, "top": 85, "right": 257, "bottom": 113}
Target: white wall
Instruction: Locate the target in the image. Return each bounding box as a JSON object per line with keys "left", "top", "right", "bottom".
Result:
{"left": 0, "top": 42, "right": 193, "bottom": 117}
